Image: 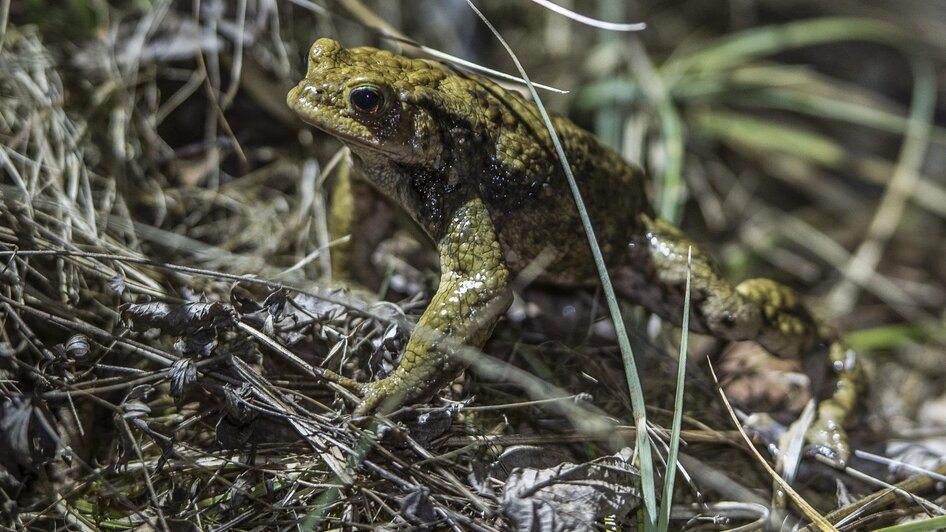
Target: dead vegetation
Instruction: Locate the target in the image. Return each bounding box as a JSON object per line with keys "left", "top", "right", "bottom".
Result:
{"left": 1, "top": 1, "right": 946, "bottom": 530}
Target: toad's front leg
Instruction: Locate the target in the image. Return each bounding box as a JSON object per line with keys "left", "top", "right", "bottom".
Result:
{"left": 354, "top": 197, "right": 511, "bottom": 416}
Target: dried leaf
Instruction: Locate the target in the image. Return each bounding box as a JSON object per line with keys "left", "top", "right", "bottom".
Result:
{"left": 119, "top": 385, "right": 154, "bottom": 420}
{"left": 174, "top": 329, "right": 218, "bottom": 358}
{"left": 262, "top": 289, "right": 288, "bottom": 317}
{"left": 169, "top": 358, "right": 197, "bottom": 399}
{"left": 121, "top": 301, "right": 236, "bottom": 336}
{"left": 400, "top": 487, "right": 438, "bottom": 527}
{"left": 501, "top": 449, "right": 640, "bottom": 531}
{"left": 122, "top": 301, "right": 236, "bottom": 356}
{"left": 229, "top": 473, "right": 252, "bottom": 510}
{"left": 491, "top": 446, "right": 575, "bottom": 482}
{"left": 108, "top": 273, "right": 126, "bottom": 296}
{"left": 0, "top": 396, "right": 59, "bottom": 470}
{"left": 404, "top": 409, "right": 453, "bottom": 448}
{"left": 121, "top": 301, "right": 172, "bottom": 332}
{"left": 65, "top": 335, "right": 90, "bottom": 358}
{"left": 223, "top": 383, "right": 256, "bottom": 424}
{"left": 215, "top": 414, "right": 254, "bottom": 450}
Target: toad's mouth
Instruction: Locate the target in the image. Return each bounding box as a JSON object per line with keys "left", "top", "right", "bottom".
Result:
{"left": 287, "top": 83, "right": 396, "bottom": 157}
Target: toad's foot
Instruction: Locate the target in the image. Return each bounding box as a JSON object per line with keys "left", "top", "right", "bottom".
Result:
{"left": 805, "top": 418, "right": 850, "bottom": 468}
{"left": 351, "top": 376, "right": 414, "bottom": 417}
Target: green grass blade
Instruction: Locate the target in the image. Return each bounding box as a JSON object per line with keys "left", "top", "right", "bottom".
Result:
{"left": 691, "top": 109, "right": 848, "bottom": 166}
{"left": 827, "top": 56, "right": 936, "bottom": 312}
{"left": 656, "top": 248, "right": 692, "bottom": 531}
{"left": 664, "top": 17, "right": 906, "bottom": 77}
{"left": 873, "top": 515, "right": 946, "bottom": 532}
{"left": 626, "top": 40, "right": 686, "bottom": 223}
{"left": 576, "top": 65, "right": 946, "bottom": 146}
{"left": 846, "top": 323, "right": 938, "bottom": 351}
{"left": 463, "top": 3, "right": 657, "bottom": 528}
{"left": 690, "top": 109, "right": 946, "bottom": 219}
{"left": 655, "top": 97, "right": 685, "bottom": 223}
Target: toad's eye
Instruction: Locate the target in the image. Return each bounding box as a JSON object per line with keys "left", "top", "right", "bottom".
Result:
{"left": 348, "top": 84, "right": 387, "bottom": 115}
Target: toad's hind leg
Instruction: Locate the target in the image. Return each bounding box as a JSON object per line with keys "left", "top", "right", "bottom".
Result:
{"left": 329, "top": 153, "right": 394, "bottom": 287}
{"left": 634, "top": 216, "right": 862, "bottom": 467}
{"left": 734, "top": 279, "right": 862, "bottom": 466}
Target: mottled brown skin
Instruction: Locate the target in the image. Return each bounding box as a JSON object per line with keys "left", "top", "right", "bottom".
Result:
{"left": 288, "top": 38, "right": 862, "bottom": 466}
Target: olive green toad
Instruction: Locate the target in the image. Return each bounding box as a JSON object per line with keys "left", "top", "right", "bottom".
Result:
{"left": 287, "top": 38, "right": 862, "bottom": 466}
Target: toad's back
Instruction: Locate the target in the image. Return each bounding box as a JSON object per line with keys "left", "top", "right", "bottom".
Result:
{"left": 445, "top": 74, "right": 653, "bottom": 281}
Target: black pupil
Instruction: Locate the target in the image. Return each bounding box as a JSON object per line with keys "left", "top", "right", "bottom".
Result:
{"left": 350, "top": 87, "right": 383, "bottom": 113}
